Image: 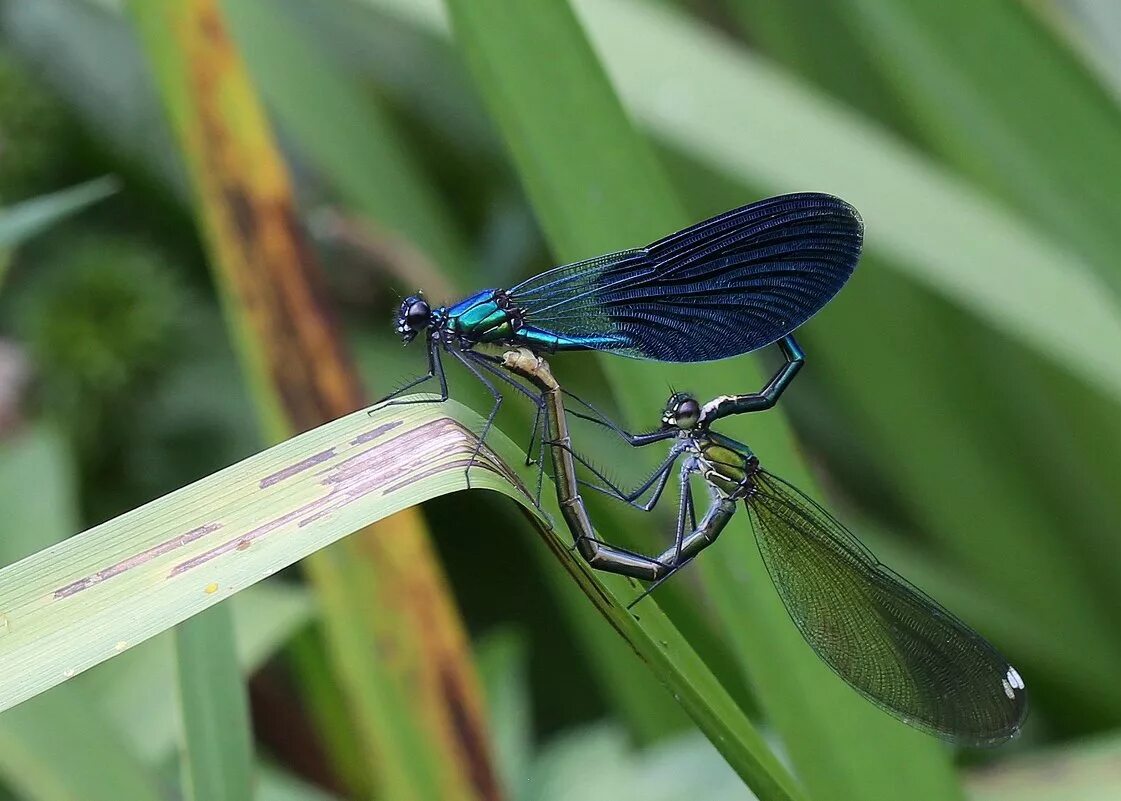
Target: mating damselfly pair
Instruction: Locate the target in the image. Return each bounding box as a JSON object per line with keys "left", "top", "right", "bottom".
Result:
{"left": 375, "top": 193, "right": 1027, "bottom": 747}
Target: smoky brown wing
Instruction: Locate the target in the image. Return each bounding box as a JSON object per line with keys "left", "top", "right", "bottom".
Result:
{"left": 746, "top": 471, "right": 1027, "bottom": 746}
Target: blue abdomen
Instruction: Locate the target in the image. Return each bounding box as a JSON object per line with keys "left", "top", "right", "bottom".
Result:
{"left": 515, "top": 325, "right": 630, "bottom": 353}
{"left": 447, "top": 291, "right": 630, "bottom": 351}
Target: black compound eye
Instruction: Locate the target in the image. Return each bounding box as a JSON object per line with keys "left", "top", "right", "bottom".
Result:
{"left": 404, "top": 298, "right": 430, "bottom": 330}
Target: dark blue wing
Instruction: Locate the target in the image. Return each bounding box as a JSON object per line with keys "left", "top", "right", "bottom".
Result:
{"left": 509, "top": 193, "right": 862, "bottom": 361}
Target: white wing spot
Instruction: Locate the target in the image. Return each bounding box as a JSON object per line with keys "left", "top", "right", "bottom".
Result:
{"left": 1002, "top": 679, "right": 1015, "bottom": 700}
{"left": 1007, "top": 666, "right": 1024, "bottom": 690}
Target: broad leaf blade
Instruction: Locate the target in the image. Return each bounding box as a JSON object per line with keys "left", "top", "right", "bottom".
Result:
{"left": 0, "top": 398, "right": 798, "bottom": 801}
{"left": 0, "top": 402, "right": 503, "bottom": 712}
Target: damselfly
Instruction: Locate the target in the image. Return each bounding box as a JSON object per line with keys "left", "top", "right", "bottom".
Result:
{"left": 379, "top": 193, "right": 861, "bottom": 479}
{"left": 500, "top": 346, "right": 1028, "bottom": 747}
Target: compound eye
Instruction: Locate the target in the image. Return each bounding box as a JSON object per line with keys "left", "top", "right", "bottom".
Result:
{"left": 673, "top": 398, "right": 701, "bottom": 429}
{"left": 405, "top": 299, "right": 431, "bottom": 330}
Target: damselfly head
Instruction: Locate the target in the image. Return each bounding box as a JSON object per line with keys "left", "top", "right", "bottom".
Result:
{"left": 396, "top": 294, "right": 431, "bottom": 344}
{"left": 662, "top": 392, "right": 701, "bottom": 431}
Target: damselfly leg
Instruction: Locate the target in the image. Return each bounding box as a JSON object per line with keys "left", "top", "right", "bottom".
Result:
{"left": 371, "top": 338, "right": 449, "bottom": 411}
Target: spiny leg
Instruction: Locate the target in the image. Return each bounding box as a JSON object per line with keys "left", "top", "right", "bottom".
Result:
{"left": 459, "top": 349, "right": 551, "bottom": 494}
{"left": 467, "top": 350, "right": 548, "bottom": 408}
{"left": 563, "top": 388, "right": 675, "bottom": 447}
{"left": 670, "top": 460, "right": 697, "bottom": 567}
{"left": 464, "top": 351, "right": 563, "bottom": 509}
{"left": 465, "top": 352, "right": 547, "bottom": 463}
{"left": 574, "top": 446, "right": 683, "bottom": 510}
{"left": 687, "top": 476, "right": 699, "bottom": 532}
{"left": 626, "top": 462, "right": 698, "bottom": 609}
{"left": 371, "top": 338, "right": 448, "bottom": 411}
{"left": 524, "top": 401, "right": 543, "bottom": 467}
{"left": 448, "top": 349, "right": 505, "bottom": 489}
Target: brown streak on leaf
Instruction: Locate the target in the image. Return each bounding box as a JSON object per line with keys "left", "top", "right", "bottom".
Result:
{"left": 54, "top": 523, "right": 222, "bottom": 599}
{"left": 260, "top": 447, "right": 338, "bottom": 489}
{"left": 350, "top": 419, "right": 404, "bottom": 445}
{"left": 167, "top": 418, "right": 511, "bottom": 583}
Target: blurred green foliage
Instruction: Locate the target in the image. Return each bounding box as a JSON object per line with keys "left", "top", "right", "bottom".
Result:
{"left": 1, "top": 0, "right": 1120, "bottom": 799}
{"left": 14, "top": 235, "right": 181, "bottom": 425}
{"left": 0, "top": 51, "right": 79, "bottom": 201}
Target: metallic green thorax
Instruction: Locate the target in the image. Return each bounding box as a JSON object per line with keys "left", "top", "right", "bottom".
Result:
{"left": 446, "top": 296, "right": 518, "bottom": 343}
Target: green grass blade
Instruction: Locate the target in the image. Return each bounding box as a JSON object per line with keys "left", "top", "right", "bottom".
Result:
{"left": 176, "top": 605, "right": 255, "bottom": 801}
{"left": 441, "top": 1, "right": 960, "bottom": 799}
{"left": 0, "top": 402, "right": 498, "bottom": 713}
{"left": 0, "top": 176, "right": 119, "bottom": 250}
{"left": 0, "top": 398, "right": 801, "bottom": 801}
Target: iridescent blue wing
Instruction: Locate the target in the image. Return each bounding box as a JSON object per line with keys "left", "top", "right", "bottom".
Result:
{"left": 509, "top": 193, "right": 862, "bottom": 361}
